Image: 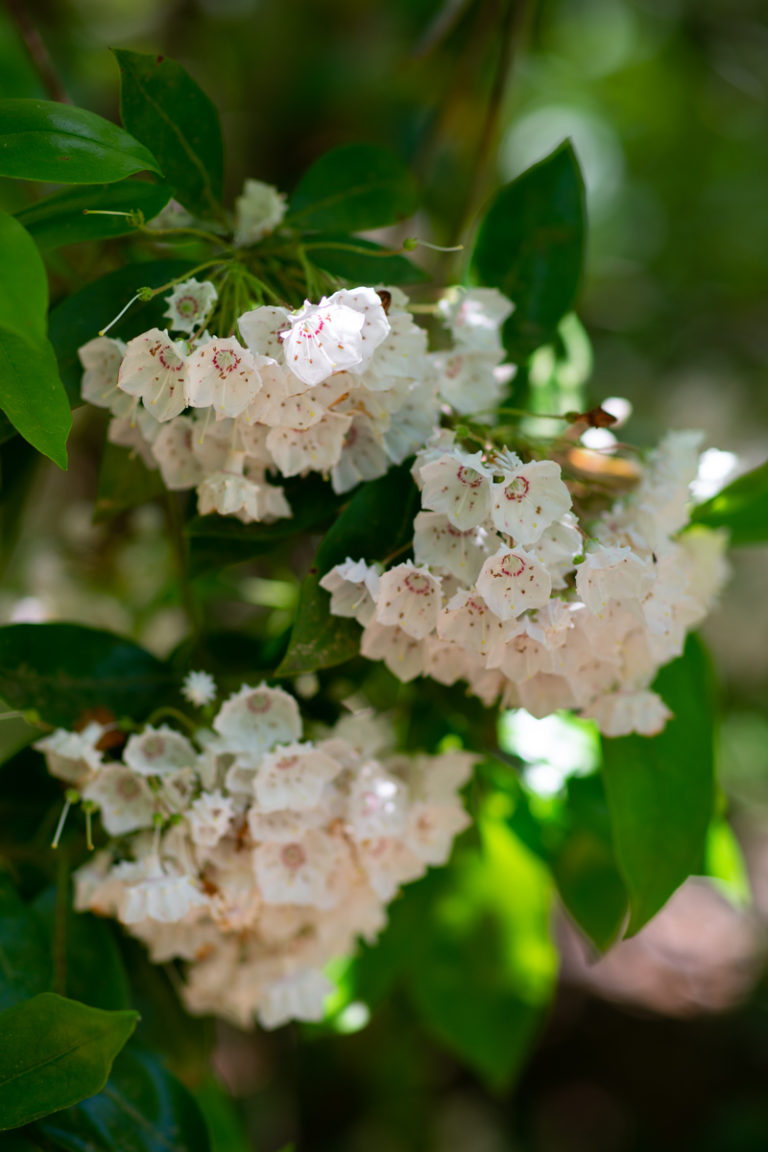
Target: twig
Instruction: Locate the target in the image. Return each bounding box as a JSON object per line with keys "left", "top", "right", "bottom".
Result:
{"left": 4, "top": 0, "right": 71, "bottom": 103}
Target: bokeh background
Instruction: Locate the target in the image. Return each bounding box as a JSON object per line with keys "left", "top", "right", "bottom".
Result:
{"left": 1, "top": 1, "right": 768, "bottom": 1149}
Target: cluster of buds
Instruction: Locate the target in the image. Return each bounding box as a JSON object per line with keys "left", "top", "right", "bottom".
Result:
{"left": 321, "top": 429, "right": 729, "bottom": 737}
{"left": 35, "top": 685, "right": 472, "bottom": 1029}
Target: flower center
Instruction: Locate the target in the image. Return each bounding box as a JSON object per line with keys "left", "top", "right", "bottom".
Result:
{"left": 212, "top": 348, "right": 240, "bottom": 375}
{"left": 504, "top": 475, "right": 530, "bottom": 502}
{"left": 281, "top": 843, "right": 306, "bottom": 869}
{"left": 246, "top": 693, "right": 271, "bottom": 714}
{"left": 456, "top": 465, "right": 483, "bottom": 489}
{"left": 500, "top": 554, "right": 526, "bottom": 578}
{"left": 404, "top": 572, "right": 431, "bottom": 595}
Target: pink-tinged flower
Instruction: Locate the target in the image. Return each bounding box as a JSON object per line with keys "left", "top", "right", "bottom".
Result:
{"left": 374, "top": 564, "right": 442, "bottom": 640}
{"left": 418, "top": 448, "right": 494, "bottom": 530}
{"left": 490, "top": 459, "right": 572, "bottom": 544}
{"left": 118, "top": 328, "right": 188, "bottom": 422}
{"left": 185, "top": 337, "right": 266, "bottom": 417}
{"left": 476, "top": 546, "right": 552, "bottom": 619}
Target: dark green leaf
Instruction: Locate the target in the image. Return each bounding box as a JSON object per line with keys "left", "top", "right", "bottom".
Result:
{"left": 601, "top": 634, "right": 716, "bottom": 935}
{"left": 36, "top": 1044, "right": 211, "bottom": 1152}
{"left": 196, "top": 1077, "right": 250, "bottom": 1152}
{"left": 690, "top": 459, "right": 768, "bottom": 546}
{"left": 0, "top": 622, "right": 175, "bottom": 727}
{"left": 186, "top": 473, "right": 345, "bottom": 576}
{"left": 290, "top": 144, "right": 419, "bottom": 232}
{"left": 114, "top": 50, "right": 223, "bottom": 220}
{"left": 15, "top": 181, "right": 172, "bottom": 250}
{"left": 277, "top": 461, "right": 420, "bottom": 676}
{"left": 472, "top": 140, "right": 586, "bottom": 358}
{"left": 552, "top": 774, "right": 627, "bottom": 951}
{"left": 0, "top": 327, "right": 71, "bottom": 469}
{"left": 0, "top": 872, "right": 50, "bottom": 1011}
{"left": 0, "top": 99, "right": 161, "bottom": 184}
{"left": 306, "top": 234, "right": 429, "bottom": 285}
{"left": 49, "top": 259, "right": 194, "bottom": 406}
{"left": 33, "top": 886, "right": 131, "bottom": 1013}
{"left": 95, "top": 443, "right": 166, "bottom": 521}
{"left": 407, "top": 809, "right": 557, "bottom": 1090}
{"left": 0, "top": 211, "right": 47, "bottom": 340}
{"left": 0, "top": 993, "right": 138, "bottom": 1131}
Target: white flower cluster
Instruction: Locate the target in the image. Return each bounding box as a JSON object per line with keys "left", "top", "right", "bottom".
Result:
{"left": 321, "top": 429, "right": 729, "bottom": 737}
{"left": 78, "top": 283, "right": 523, "bottom": 524}
{"left": 79, "top": 282, "right": 439, "bottom": 524}
{"left": 35, "top": 687, "right": 472, "bottom": 1029}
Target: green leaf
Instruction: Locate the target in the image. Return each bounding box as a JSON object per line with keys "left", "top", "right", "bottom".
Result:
{"left": 407, "top": 805, "right": 557, "bottom": 1090}
{"left": 95, "top": 443, "right": 166, "bottom": 521}
{"left": 690, "top": 459, "right": 768, "bottom": 545}
{"left": 186, "top": 473, "right": 345, "bottom": 576}
{"left": 0, "top": 622, "right": 175, "bottom": 727}
{"left": 35, "top": 1044, "right": 211, "bottom": 1152}
{"left": 114, "top": 50, "right": 223, "bottom": 220}
{"left": 48, "top": 259, "right": 193, "bottom": 406}
{"left": 306, "top": 234, "right": 429, "bottom": 285}
{"left": 277, "top": 461, "right": 420, "bottom": 676}
{"left": 33, "top": 887, "right": 131, "bottom": 1013}
{"left": 15, "top": 180, "right": 172, "bottom": 250}
{"left": 601, "top": 634, "right": 716, "bottom": 935}
{"left": 704, "top": 817, "right": 751, "bottom": 908}
{"left": 0, "top": 327, "right": 71, "bottom": 469}
{"left": 0, "top": 993, "right": 138, "bottom": 1131}
{"left": 196, "top": 1077, "right": 250, "bottom": 1152}
{"left": 0, "top": 211, "right": 47, "bottom": 340}
{"left": 0, "top": 873, "right": 50, "bottom": 1011}
{"left": 551, "top": 774, "right": 627, "bottom": 951}
{"left": 472, "top": 140, "right": 586, "bottom": 358}
{"left": 290, "top": 143, "right": 419, "bottom": 232}
{"left": 0, "top": 99, "right": 161, "bottom": 184}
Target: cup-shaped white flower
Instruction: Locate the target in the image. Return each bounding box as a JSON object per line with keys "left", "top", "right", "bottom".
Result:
{"left": 234, "top": 179, "right": 287, "bottom": 246}
{"left": 185, "top": 337, "right": 266, "bottom": 417}
{"left": 436, "top": 588, "right": 507, "bottom": 663}
{"left": 123, "top": 726, "right": 197, "bottom": 777}
{"left": 82, "top": 765, "right": 155, "bottom": 835}
{"left": 253, "top": 742, "right": 341, "bottom": 812}
{"left": 280, "top": 298, "right": 366, "bottom": 386}
{"left": 360, "top": 621, "right": 425, "bottom": 682}
{"left": 266, "top": 410, "right": 351, "bottom": 476}
{"left": 438, "top": 286, "right": 514, "bottom": 355}
{"left": 118, "top": 328, "right": 188, "bottom": 422}
{"left": 490, "top": 459, "right": 573, "bottom": 544}
{"left": 418, "top": 449, "right": 494, "bottom": 530}
{"left": 213, "top": 683, "right": 302, "bottom": 756}
{"left": 374, "top": 563, "right": 441, "bottom": 640}
{"left": 319, "top": 558, "right": 380, "bottom": 626}
{"left": 152, "top": 417, "right": 206, "bottom": 490}
{"left": 187, "top": 789, "right": 234, "bottom": 849}
{"left": 79, "top": 336, "right": 133, "bottom": 416}
{"left": 476, "top": 546, "right": 552, "bottom": 620}
{"left": 35, "top": 722, "right": 106, "bottom": 788}
{"left": 164, "top": 278, "right": 217, "bottom": 334}
{"left": 252, "top": 828, "right": 350, "bottom": 909}
{"left": 413, "top": 511, "right": 492, "bottom": 582}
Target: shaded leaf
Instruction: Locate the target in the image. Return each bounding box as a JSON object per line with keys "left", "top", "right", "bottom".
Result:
{"left": 690, "top": 459, "right": 768, "bottom": 546}
{"left": 0, "top": 99, "right": 161, "bottom": 184}
{"left": 95, "top": 443, "right": 166, "bottom": 522}
{"left": 407, "top": 806, "right": 557, "bottom": 1090}
{"left": 0, "top": 327, "right": 71, "bottom": 469}
{"left": 277, "top": 461, "right": 420, "bottom": 676}
{"left": 33, "top": 886, "right": 131, "bottom": 1013}
{"left": 114, "top": 50, "right": 223, "bottom": 220}
{"left": 601, "top": 634, "right": 716, "bottom": 935}
{"left": 472, "top": 140, "right": 586, "bottom": 358}
{"left": 290, "top": 144, "right": 418, "bottom": 232}
{"left": 0, "top": 622, "right": 175, "bottom": 727}
{"left": 0, "top": 993, "right": 138, "bottom": 1131}
{"left": 36, "top": 1044, "right": 211, "bottom": 1152}
{"left": 0, "top": 872, "right": 50, "bottom": 1012}
{"left": 306, "top": 234, "right": 429, "bottom": 285}
{"left": 0, "top": 210, "right": 48, "bottom": 339}
{"left": 48, "top": 259, "right": 193, "bottom": 406}
{"left": 16, "top": 181, "right": 172, "bottom": 250}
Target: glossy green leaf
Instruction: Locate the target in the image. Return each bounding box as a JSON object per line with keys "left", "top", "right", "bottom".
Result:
{"left": 0, "top": 327, "right": 71, "bottom": 469}
{"left": 48, "top": 259, "right": 193, "bottom": 405}
{"left": 94, "top": 443, "right": 166, "bottom": 521}
{"left": 114, "top": 50, "right": 223, "bottom": 219}
{"left": 15, "top": 180, "right": 172, "bottom": 250}
{"left": 690, "top": 459, "right": 768, "bottom": 545}
{"left": 33, "top": 887, "right": 131, "bottom": 1013}
{"left": 0, "top": 993, "right": 138, "bottom": 1131}
{"left": 36, "top": 1045, "right": 211, "bottom": 1152}
{"left": 0, "top": 873, "right": 50, "bottom": 1011}
{"left": 601, "top": 634, "right": 716, "bottom": 935}
{"left": 0, "top": 211, "right": 47, "bottom": 340}
{"left": 290, "top": 143, "right": 419, "bottom": 232}
{"left": 306, "top": 234, "right": 429, "bottom": 284}
{"left": 407, "top": 805, "right": 557, "bottom": 1090}
{"left": 472, "top": 140, "right": 586, "bottom": 358}
{"left": 277, "top": 461, "right": 420, "bottom": 676}
{"left": 552, "top": 774, "right": 627, "bottom": 951}
{"left": 0, "top": 622, "right": 175, "bottom": 727}
{"left": 0, "top": 99, "right": 161, "bottom": 184}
